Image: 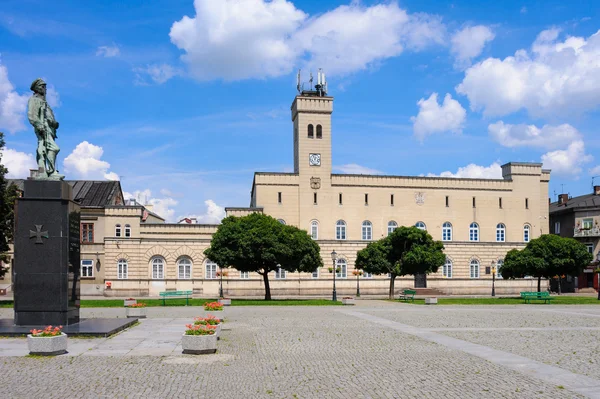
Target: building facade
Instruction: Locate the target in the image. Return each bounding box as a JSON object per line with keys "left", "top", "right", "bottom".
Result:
{"left": 2, "top": 91, "right": 551, "bottom": 297}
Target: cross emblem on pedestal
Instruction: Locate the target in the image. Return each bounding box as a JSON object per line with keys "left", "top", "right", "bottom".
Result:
{"left": 29, "top": 225, "right": 49, "bottom": 244}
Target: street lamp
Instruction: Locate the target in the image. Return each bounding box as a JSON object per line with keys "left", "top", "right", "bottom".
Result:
{"left": 596, "top": 252, "right": 600, "bottom": 301}
{"left": 331, "top": 250, "right": 337, "bottom": 302}
{"left": 219, "top": 266, "right": 224, "bottom": 299}
{"left": 491, "top": 260, "right": 496, "bottom": 297}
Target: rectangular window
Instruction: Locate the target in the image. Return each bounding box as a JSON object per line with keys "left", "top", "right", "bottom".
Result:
{"left": 583, "top": 218, "right": 594, "bottom": 230}
{"left": 363, "top": 272, "right": 372, "bottom": 278}
{"left": 365, "top": 193, "right": 368, "bottom": 205}
{"left": 339, "top": 193, "right": 343, "bottom": 205}
{"left": 313, "top": 192, "right": 317, "bottom": 205}
{"left": 390, "top": 194, "right": 394, "bottom": 206}
{"left": 472, "top": 197, "right": 476, "bottom": 208}
{"left": 118, "top": 261, "right": 128, "bottom": 279}
{"left": 525, "top": 198, "right": 529, "bottom": 209}
{"left": 312, "top": 269, "right": 319, "bottom": 279}
{"left": 81, "top": 223, "right": 94, "bottom": 243}
{"left": 445, "top": 196, "right": 449, "bottom": 207}
{"left": 125, "top": 225, "right": 131, "bottom": 237}
{"left": 278, "top": 192, "right": 282, "bottom": 204}
{"left": 205, "top": 264, "right": 217, "bottom": 279}
{"left": 240, "top": 271, "right": 249, "bottom": 279}
{"left": 81, "top": 260, "right": 93, "bottom": 277}
{"left": 152, "top": 263, "right": 164, "bottom": 279}
{"left": 275, "top": 268, "right": 286, "bottom": 279}
{"left": 178, "top": 263, "right": 191, "bottom": 279}
{"left": 499, "top": 198, "right": 502, "bottom": 209}
{"left": 554, "top": 221, "right": 561, "bottom": 234}
{"left": 586, "top": 243, "right": 594, "bottom": 254}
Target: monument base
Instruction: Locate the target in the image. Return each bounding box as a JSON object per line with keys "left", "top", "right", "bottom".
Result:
{"left": 0, "top": 318, "right": 138, "bottom": 337}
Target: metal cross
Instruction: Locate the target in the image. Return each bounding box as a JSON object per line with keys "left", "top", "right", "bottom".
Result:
{"left": 29, "top": 225, "right": 49, "bottom": 244}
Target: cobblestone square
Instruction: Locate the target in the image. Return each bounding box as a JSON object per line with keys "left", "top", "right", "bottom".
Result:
{"left": 1, "top": 302, "right": 599, "bottom": 398}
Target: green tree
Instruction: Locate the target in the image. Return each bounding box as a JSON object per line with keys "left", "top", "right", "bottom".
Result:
{"left": 356, "top": 226, "right": 445, "bottom": 299}
{"left": 204, "top": 213, "right": 323, "bottom": 300}
{"left": 502, "top": 234, "right": 593, "bottom": 292}
{"left": 0, "top": 132, "right": 16, "bottom": 277}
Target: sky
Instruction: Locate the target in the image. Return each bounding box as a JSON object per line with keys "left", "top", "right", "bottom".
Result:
{"left": 1, "top": 0, "right": 600, "bottom": 222}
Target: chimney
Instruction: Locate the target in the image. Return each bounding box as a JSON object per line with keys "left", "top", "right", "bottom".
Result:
{"left": 594, "top": 186, "right": 600, "bottom": 195}
{"left": 558, "top": 194, "right": 569, "bottom": 205}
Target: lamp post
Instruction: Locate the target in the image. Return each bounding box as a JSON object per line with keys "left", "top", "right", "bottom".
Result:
{"left": 219, "top": 266, "right": 224, "bottom": 299}
{"left": 356, "top": 271, "right": 361, "bottom": 297}
{"left": 491, "top": 261, "right": 496, "bottom": 297}
{"left": 331, "top": 250, "right": 337, "bottom": 302}
{"left": 596, "top": 252, "right": 600, "bottom": 301}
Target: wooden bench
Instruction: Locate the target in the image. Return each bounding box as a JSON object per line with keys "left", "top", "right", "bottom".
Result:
{"left": 520, "top": 291, "right": 554, "bottom": 304}
{"left": 398, "top": 289, "right": 416, "bottom": 303}
{"left": 159, "top": 290, "right": 193, "bottom": 306}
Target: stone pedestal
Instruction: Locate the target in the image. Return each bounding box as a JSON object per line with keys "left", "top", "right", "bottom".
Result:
{"left": 13, "top": 180, "right": 80, "bottom": 326}
{"left": 425, "top": 297, "right": 438, "bottom": 305}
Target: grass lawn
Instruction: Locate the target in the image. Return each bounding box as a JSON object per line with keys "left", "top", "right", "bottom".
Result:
{"left": 400, "top": 296, "right": 600, "bottom": 305}
{"left": 0, "top": 298, "right": 342, "bottom": 308}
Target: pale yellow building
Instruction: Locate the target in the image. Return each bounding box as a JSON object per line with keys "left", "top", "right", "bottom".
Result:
{"left": 2, "top": 90, "right": 551, "bottom": 297}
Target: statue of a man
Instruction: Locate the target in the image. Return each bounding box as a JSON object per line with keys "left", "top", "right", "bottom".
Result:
{"left": 27, "top": 78, "right": 63, "bottom": 180}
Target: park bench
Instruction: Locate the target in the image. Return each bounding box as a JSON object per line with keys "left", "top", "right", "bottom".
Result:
{"left": 159, "top": 290, "right": 193, "bottom": 306}
{"left": 520, "top": 291, "right": 554, "bottom": 304}
{"left": 398, "top": 289, "right": 416, "bottom": 303}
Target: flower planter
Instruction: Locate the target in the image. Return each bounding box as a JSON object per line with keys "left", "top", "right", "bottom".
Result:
{"left": 205, "top": 311, "right": 224, "bottom": 322}
{"left": 27, "top": 333, "right": 68, "bottom": 356}
{"left": 124, "top": 299, "right": 137, "bottom": 307}
{"left": 425, "top": 297, "right": 438, "bottom": 305}
{"left": 126, "top": 307, "right": 147, "bottom": 318}
{"left": 220, "top": 298, "right": 231, "bottom": 306}
{"left": 182, "top": 333, "right": 217, "bottom": 355}
{"left": 342, "top": 298, "right": 355, "bottom": 305}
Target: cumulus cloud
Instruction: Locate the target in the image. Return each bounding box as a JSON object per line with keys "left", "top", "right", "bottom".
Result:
{"left": 0, "top": 61, "right": 29, "bottom": 133}
{"left": 457, "top": 28, "right": 600, "bottom": 117}
{"left": 168, "top": 0, "right": 445, "bottom": 81}
{"left": 124, "top": 189, "right": 178, "bottom": 222}
{"left": 133, "top": 64, "right": 180, "bottom": 85}
{"left": 179, "top": 200, "right": 226, "bottom": 224}
{"left": 0, "top": 147, "right": 36, "bottom": 178}
{"left": 96, "top": 45, "right": 120, "bottom": 58}
{"left": 450, "top": 25, "right": 495, "bottom": 68}
{"left": 541, "top": 140, "right": 592, "bottom": 177}
{"left": 63, "top": 141, "right": 117, "bottom": 180}
{"left": 334, "top": 163, "right": 382, "bottom": 175}
{"left": 488, "top": 121, "right": 581, "bottom": 150}
{"left": 428, "top": 162, "right": 503, "bottom": 179}
{"left": 411, "top": 93, "right": 466, "bottom": 141}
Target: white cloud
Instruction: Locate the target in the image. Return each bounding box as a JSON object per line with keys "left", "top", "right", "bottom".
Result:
{"left": 488, "top": 121, "right": 581, "bottom": 150}
{"left": 179, "top": 200, "right": 226, "bottom": 224}
{"left": 0, "top": 61, "right": 29, "bottom": 133}
{"left": 411, "top": 93, "right": 466, "bottom": 141}
{"left": 0, "top": 147, "right": 36, "bottom": 178}
{"left": 457, "top": 28, "right": 600, "bottom": 117}
{"left": 96, "top": 45, "right": 120, "bottom": 58}
{"left": 124, "top": 189, "right": 178, "bottom": 222}
{"left": 541, "top": 140, "right": 592, "bottom": 177}
{"left": 46, "top": 85, "right": 61, "bottom": 108}
{"left": 133, "top": 64, "right": 180, "bottom": 85}
{"left": 63, "top": 141, "right": 117, "bottom": 180}
{"left": 334, "top": 163, "right": 382, "bottom": 175}
{"left": 590, "top": 165, "right": 600, "bottom": 176}
{"left": 429, "top": 162, "right": 503, "bottom": 179}
{"left": 450, "top": 25, "right": 495, "bottom": 68}
{"left": 168, "top": 0, "right": 445, "bottom": 81}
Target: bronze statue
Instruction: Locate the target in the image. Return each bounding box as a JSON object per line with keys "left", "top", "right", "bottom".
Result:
{"left": 27, "top": 78, "right": 64, "bottom": 180}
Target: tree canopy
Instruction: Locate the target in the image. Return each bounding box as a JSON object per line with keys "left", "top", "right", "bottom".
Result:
{"left": 356, "top": 226, "right": 445, "bottom": 299}
{"left": 0, "top": 132, "right": 18, "bottom": 277}
{"left": 501, "top": 234, "right": 593, "bottom": 292}
{"left": 204, "top": 213, "right": 323, "bottom": 300}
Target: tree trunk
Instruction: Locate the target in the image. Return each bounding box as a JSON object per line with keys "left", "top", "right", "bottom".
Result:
{"left": 262, "top": 271, "right": 272, "bottom": 301}
{"left": 558, "top": 276, "right": 562, "bottom": 295}
{"left": 537, "top": 277, "right": 541, "bottom": 292}
{"left": 389, "top": 275, "right": 396, "bottom": 300}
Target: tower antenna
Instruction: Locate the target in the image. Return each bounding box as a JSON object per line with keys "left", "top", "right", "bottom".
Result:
{"left": 296, "top": 69, "right": 301, "bottom": 93}
{"left": 309, "top": 71, "right": 313, "bottom": 91}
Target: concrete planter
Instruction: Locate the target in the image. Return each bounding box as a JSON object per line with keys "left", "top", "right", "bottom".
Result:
{"left": 182, "top": 333, "right": 217, "bottom": 355}
{"left": 126, "top": 307, "right": 147, "bottom": 318}
{"left": 205, "top": 310, "right": 224, "bottom": 322}
{"left": 342, "top": 298, "right": 355, "bottom": 305}
{"left": 425, "top": 297, "right": 438, "bottom": 305}
{"left": 27, "top": 333, "right": 67, "bottom": 356}
{"left": 220, "top": 298, "right": 232, "bottom": 306}
{"left": 124, "top": 299, "right": 137, "bottom": 307}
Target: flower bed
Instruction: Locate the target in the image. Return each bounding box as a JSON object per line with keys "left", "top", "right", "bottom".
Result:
{"left": 194, "top": 315, "right": 222, "bottom": 337}
{"left": 182, "top": 324, "right": 217, "bottom": 354}
{"left": 341, "top": 297, "right": 355, "bottom": 305}
{"left": 204, "top": 301, "right": 224, "bottom": 311}
{"left": 126, "top": 302, "right": 147, "bottom": 318}
{"left": 124, "top": 298, "right": 137, "bottom": 307}
{"left": 27, "top": 326, "right": 67, "bottom": 356}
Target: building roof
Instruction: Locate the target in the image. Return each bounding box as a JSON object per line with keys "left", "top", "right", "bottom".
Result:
{"left": 550, "top": 193, "right": 600, "bottom": 214}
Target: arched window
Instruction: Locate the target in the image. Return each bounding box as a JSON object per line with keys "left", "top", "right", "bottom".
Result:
{"left": 310, "top": 220, "right": 319, "bottom": 240}
{"left": 496, "top": 223, "right": 506, "bottom": 242}
{"left": 496, "top": 259, "right": 504, "bottom": 279}
{"left": 205, "top": 260, "right": 218, "bottom": 279}
{"left": 316, "top": 124, "right": 322, "bottom": 139}
{"left": 178, "top": 257, "right": 192, "bottom": 279}
{"left": 277, "top": 219, "right": 286, "bottom": 225}
{"left": 115, "top": 224, "right": 121, "bottom": 237}
{"left": 117, "top": 259, "right": 128, "bottom": 279}
{"left": 308, "top": 124, "right": 314, "bottom": 138}
{"left": 442, "top": 222, "right": 452, "bottom": 241}
{"left": 336, "top": 258, "right": 347, "bottom": 278}
{"left": 470, "top": 259, "right": 480, "bottom": 279}
{"left": 415, "top": 221, "right": 427, "bottom": 231}
{"left": 523, "top": 224, "right": 530, "bottom": 242}
{"left": 443, "top": 258, "right": 452, "bottom": 278}
{"left": 151, "top": 257, "right": 164, "bottom": 279}
{"left": 388, "top": 221, "right": 398, "bottom": 236}
{"left": 362, "top": 221, "right": 372, "bottom": 240}
{"left": 469, "top": 222, "right": 479, "bottom": 242}
{"left": 336, "top": 220, "right": 346, "bottom": 240}
{"left": 125, "top": 224, "right": 131, "bottom": 238}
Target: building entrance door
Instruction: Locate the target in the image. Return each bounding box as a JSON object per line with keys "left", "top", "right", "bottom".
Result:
{"left": 588, "top": 273, "right": 595, "bottom": 288}
{"left": 415, "top": 273, "right": 427, "bottom": 288}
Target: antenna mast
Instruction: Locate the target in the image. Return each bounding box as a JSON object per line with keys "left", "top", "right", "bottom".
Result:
{"left": 297, "top": 68, "right": 328, "bottom": 97}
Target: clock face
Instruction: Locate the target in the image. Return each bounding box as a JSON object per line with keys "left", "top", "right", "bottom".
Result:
{"left": 309, "top": 153, "right": 321, "bottom": 166}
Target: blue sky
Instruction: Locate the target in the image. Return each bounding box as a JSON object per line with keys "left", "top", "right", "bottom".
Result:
{"left": 1, "top": 0, "right": 600, "bottom": 222}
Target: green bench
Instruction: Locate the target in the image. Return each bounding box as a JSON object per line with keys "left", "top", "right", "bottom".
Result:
{"left": 398, "top": 289, "right": 416, "bottom": 303}
{"left": 159, "top": 290, "right": 193, "bottom": 306}
{"left": 520, "top": 291, "right": 554, "bottom": 304}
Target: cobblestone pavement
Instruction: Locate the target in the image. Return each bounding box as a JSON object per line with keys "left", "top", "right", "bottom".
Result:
{"left": 0, "top": 303, "right": 598, "bottom": 398}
